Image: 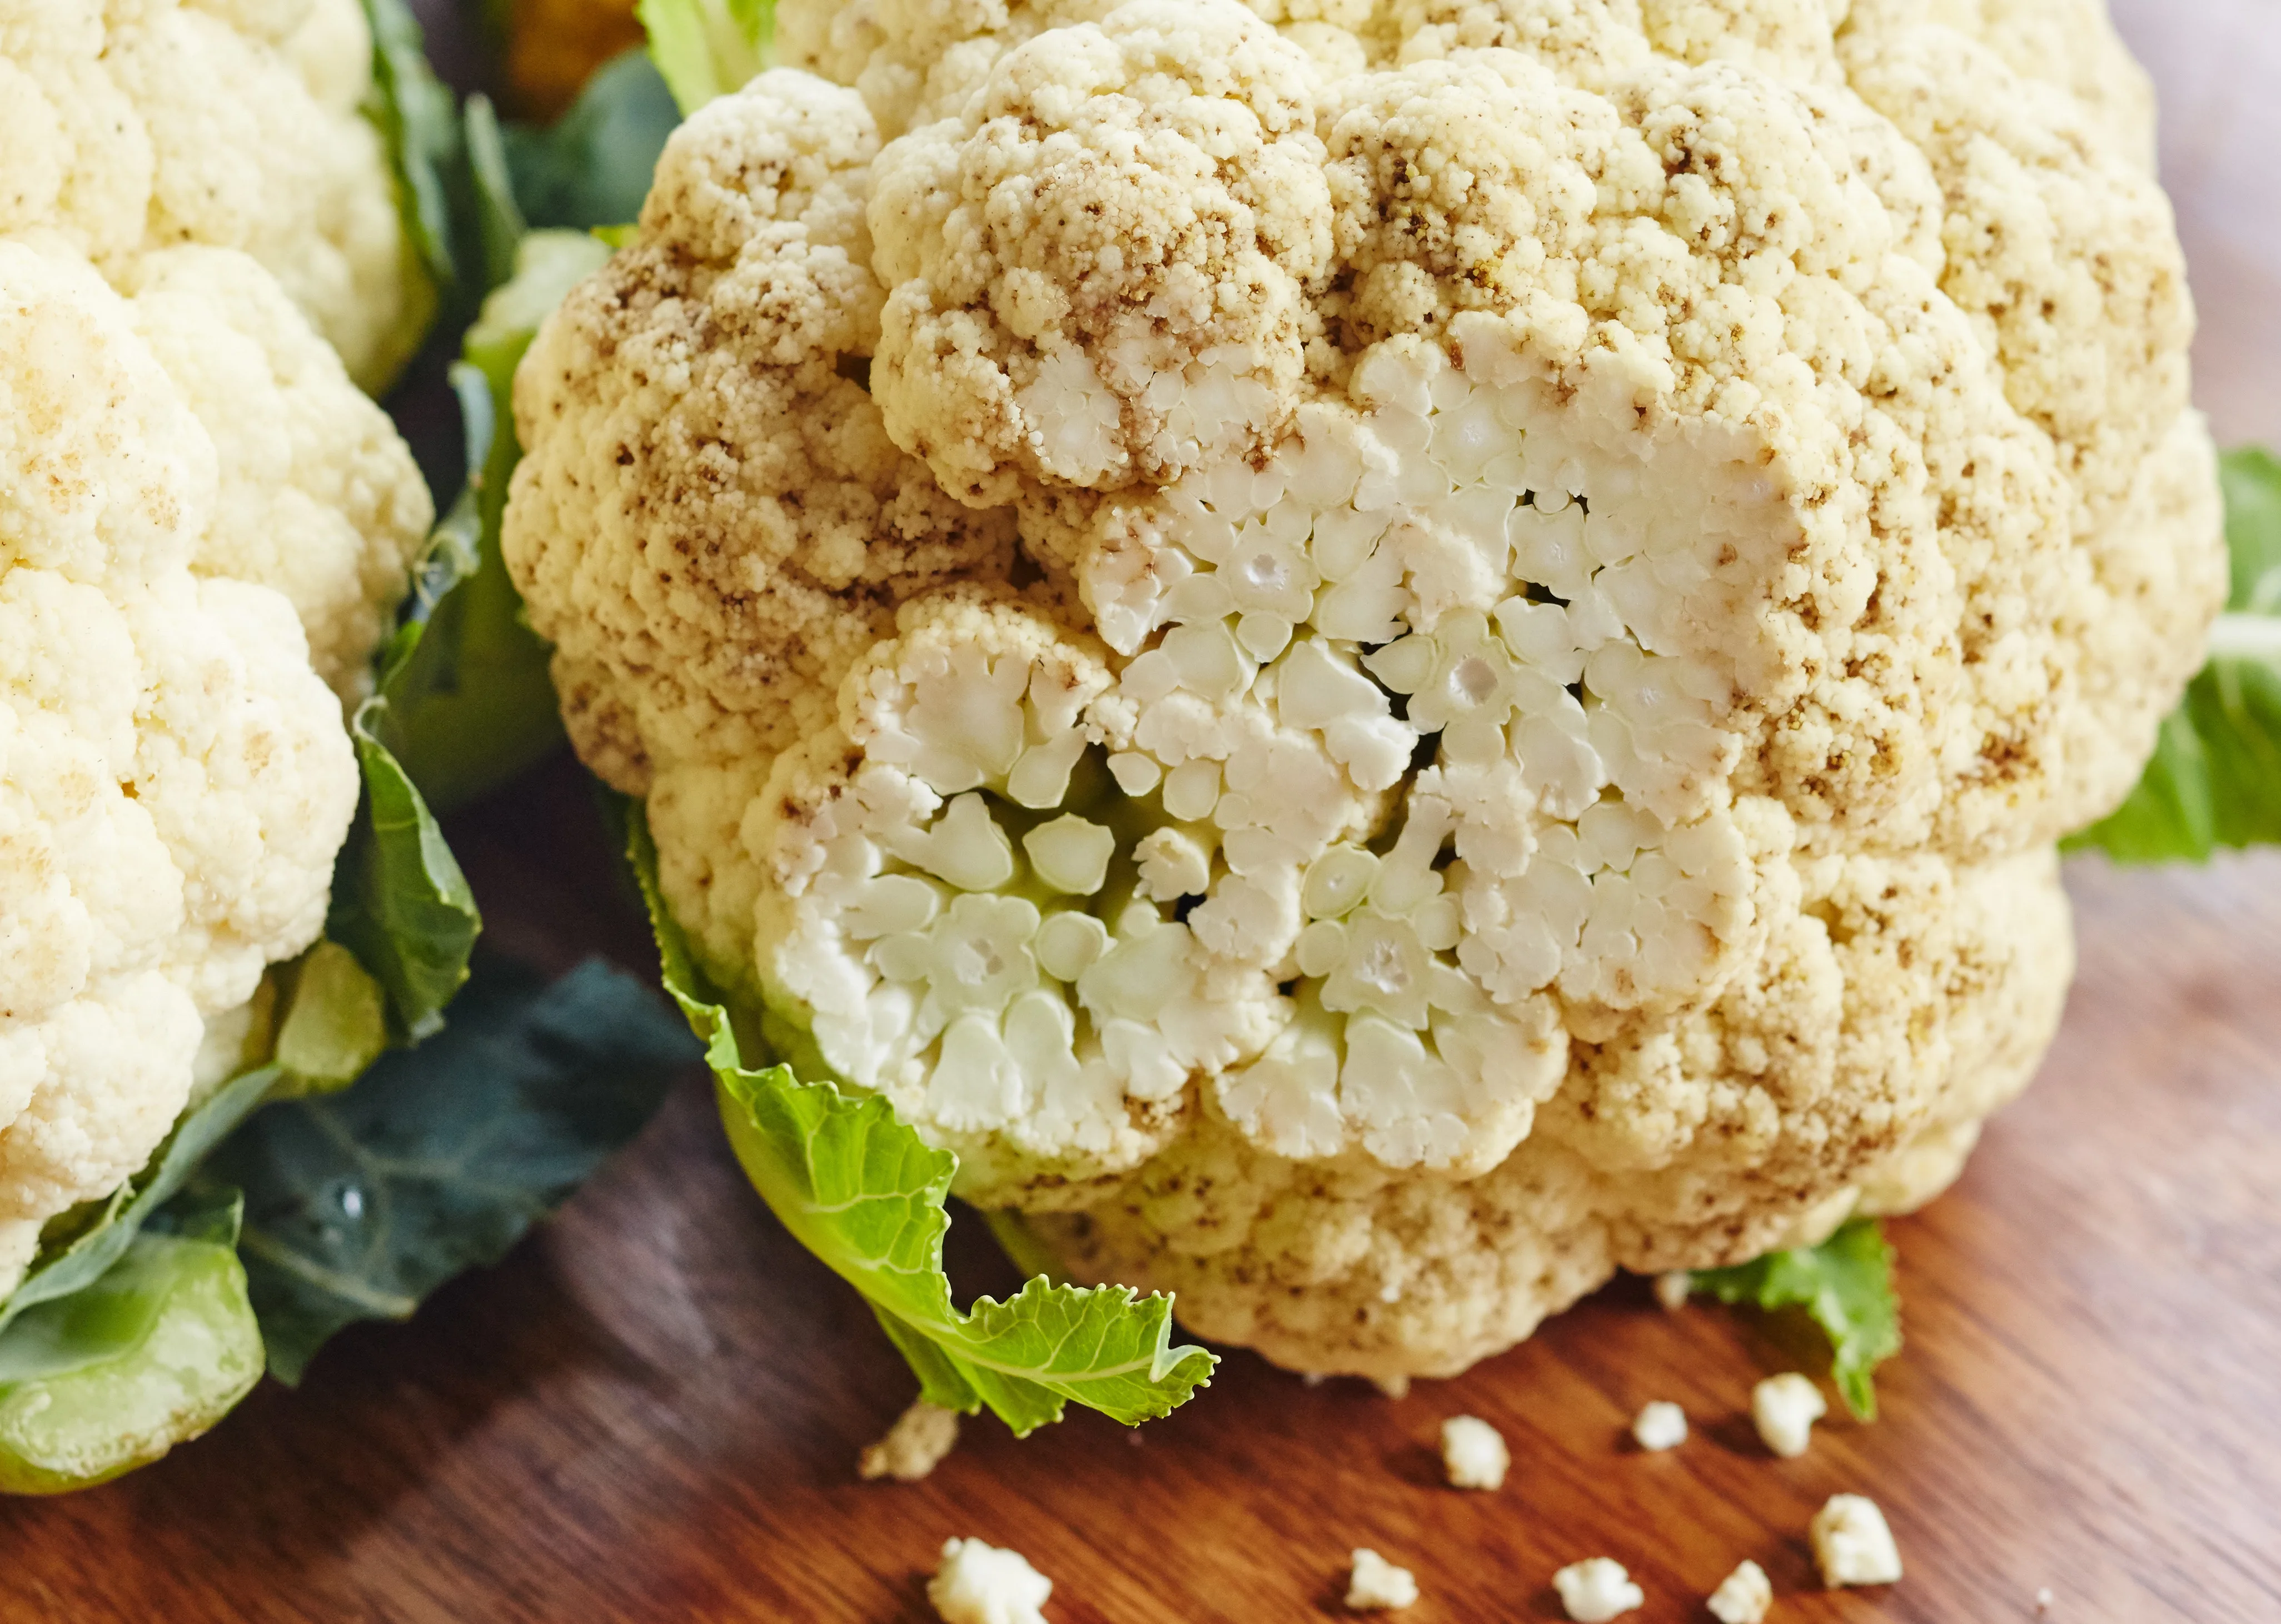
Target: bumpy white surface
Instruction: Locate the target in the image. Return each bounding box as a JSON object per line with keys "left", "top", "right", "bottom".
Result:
{"left": 858, "top": 1397, "right": 962, "bottom": 1481}
{"left": 1631, "top": 1399, "right": 1686, "bottom": 1452}
{"left": 1439, "top": 1412, "right": 1509, "bottom": 1490}
{"left": 1810, "top": 1493, "right": 1903, "bottom": 1588}
{"left": 928, "top": 1537, "right": 1054, "bottom": 1624}
{"left": 0, "top": 0, "right": 420, "bottom": 388}
{"left": 507, "top": 0, "right": 2223, "bottom": 1378}
{"left": 1706, "top": 1559, "right": 1772, "bottom": 1624}
{"left": 0, "top": 236, "right": 426, "bottom": 1298}
{"left": 1553, "top": 1557, "right": 1645, "bottom": 1622}
{"left": 1751, "top": 1371, "right": 1827, "bottom": 1459}
{"left": 1346, "top": 1547, "right": 1420, "bottom": 1611}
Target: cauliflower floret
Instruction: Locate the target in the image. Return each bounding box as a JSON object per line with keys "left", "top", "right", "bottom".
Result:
{"left": 1706, "top": 1558, "right": 1773, "bottom": 1624}
{"left": 1810, "top": 1492, "right": 1903, "bottom": 1588}
{"left": 1751, "top": 1371, "right": 1826, "bottom": 1458}
{"left": 1438, "top": 1413, "right": 1508, "bottom": 1489}
{"left": 0, "top": 235, "right": 424, "bottom": 1297}
{"left": 928, "top": 1537, "right": 1053, "bottom": 1624}
{"left": 507, "top": 0, "right": 2220, "bottom": 1379}
{"left": 0, "top": 0, "right": 424, "bottom": 391}
{"left": 1553, "top": 1557, "right": 1644, "bottom": 1622}
{"left": 1345, "top": 1547, "right": 1419, "bottom": 1611}
{"left": 1631, "top": 1399, "right": 1685, "bottom": 1452}
{"left": 858, "top": 1397, "right": 962, "bottom": 1481}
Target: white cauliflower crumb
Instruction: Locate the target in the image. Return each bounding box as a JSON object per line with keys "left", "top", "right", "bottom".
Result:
{"left": 2036, "top": 1586, "right": 2055, "bottom": 1613}
{"left": 1553, "top": 1558, "right": 1645, "bottom": 1622}
{"left": 1345, "top": 1548, "right": 1418, "bottom": 1611}
{"left": 928, "top": 1537, "right": 1052, "bottom": 1624}
{"left": 858, "top": 1399, "right": 960, "bottom": 1482}
{"left": 1631, "top": 1401, "right": 1686, "bottom": 1453}
{"left": 1439, "top": 1414, "right": 1510, "bottom": 1490}
{"left": 1653, "top": 1273, "right": 1691, "bottom": 1312}
{"left": 1707, "top": 1559, "right": 1772, "bottom": 1624}
{"left": 1373, "top": 1375, "right": 1411, "bottom": 1402}
{"left": 1810, "top": 1495, "right": 1903, "bottom": 1588}
{"left": 1752, "top": 1374, "right": 1829, "bottom": 1459}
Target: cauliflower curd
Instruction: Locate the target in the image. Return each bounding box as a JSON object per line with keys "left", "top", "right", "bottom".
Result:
{"left": 1, "top": 0, "right": 426, "bottom": 391}
{"left": 0, "top": 236, "right": 429, "bottom": 1298}
{"left": 505, "top": 0, "right": 2224, "bottom": 1377}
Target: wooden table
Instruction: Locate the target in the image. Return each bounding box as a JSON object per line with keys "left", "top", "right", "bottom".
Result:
{"left": 7, "top": 7, "right": 2278, "bottom": 1620}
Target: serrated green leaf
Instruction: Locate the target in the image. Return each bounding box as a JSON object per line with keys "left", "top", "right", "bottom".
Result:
{"left": 198, "top": 953, "right": 698, "bottom": 1384}
{"left": 326, "top": 710, "right": 481, "bottom": 1041}
{"left": 2069, "top": 447, "right": 2281, "bottom": 863}
{"left": 0, "top": 1068, "right": 278, "bottom": 1341}
{"left": 639, "top": 0, "right": 773, "bottom": 116}
{"left": 618, "top": 799, "right": 1216, "bottom": 1434}
{"left": 1688, "top": 1217, "right": 1901, "bottom": 1421}
{"left": 503, "top": 49, "right": 683, "bottom": 231}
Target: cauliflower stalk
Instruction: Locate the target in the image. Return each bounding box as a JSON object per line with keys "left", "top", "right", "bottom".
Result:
{"left": 511, "top": 0, "right": 2223, "bottom": 1388}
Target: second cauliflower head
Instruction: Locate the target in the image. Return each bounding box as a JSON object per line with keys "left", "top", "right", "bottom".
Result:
{"left": 0, "top": 235, "right": 429, "bottom": 1299}
{"left": 504, "top": 0, "right": 2223, "bottom": 1378}
{"left": 0, "top": 0, "right": 431, "bottom": 392}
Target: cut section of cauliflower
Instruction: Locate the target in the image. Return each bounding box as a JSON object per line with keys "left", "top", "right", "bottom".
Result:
{"left": 0, "top": 235, "right": 428, "bottom": 1298}
{"left": 1553, "top": 1557, "right": 1644, "bottom": 1622}
{"left": 1706, "top": 1558, "right": 1773, "bottom": 1624}
{"left": 0, "top": 0, "right": 423, "bottom": 389}
{"left": 1752, "top": 1372, "right": 1827, "bottom": 1459}
{"left": 859, "top": 1397, "right": 962, "bottom": 1481}
{"left": 506, "top": 0, "right": 2222, "bottom": 1381}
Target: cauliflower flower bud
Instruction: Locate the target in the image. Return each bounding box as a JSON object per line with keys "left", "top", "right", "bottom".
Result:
{"left": 1, "top": 236, "right": 426, "bottom": 1296}
{"left": 511, "top": 0, "right": 2222, "bottom": 1380}
{"left": 0, "top": 0, "right": 426, "bottom": 391}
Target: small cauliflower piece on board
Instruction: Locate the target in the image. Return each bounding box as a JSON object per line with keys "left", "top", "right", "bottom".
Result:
{"left": 1552, "top": 1558, "right": 1645, "bottom": 1622}
{"left": 1439, "top": 1413, "right": 1510, "bottom": 1490}
{"left": 0, "top": 235, "right": 427, "bottom": 1299}
{"left": 1345, "top": 1547, "right": 1418, "bottom": 1611}
{"left": 928, "top": 1537, "right": 1053, "bottom": 1624}
{"left": 858, "top": 1398, "right": 962, "bottom": 1482}
{"left": 0, "top": 0, "right": 427, "bottom": 390}
{"left": 510, "top": 0, "right": 2223, "bottom": 1384}
{"left": 1752, "top": 1373, "right": 1829, "bottom": 1459}
{"left": 1631, "top": 1401, "right": 1686, "bottom": 1452}
{"left": 1706, "top": 1559, "right": 1774, "bottom": 1624}
{"left": 1811, "top": 1493, "right": 1904, "bottom": 1588}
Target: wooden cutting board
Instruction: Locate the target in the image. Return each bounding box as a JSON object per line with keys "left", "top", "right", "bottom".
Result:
{"left": 5, "top": 4, "right": 2278, "bottom": 1618}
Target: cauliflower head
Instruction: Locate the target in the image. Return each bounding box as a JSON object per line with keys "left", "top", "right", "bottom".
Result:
{"left": 0, "top": 0, "right": 426, "bottom": 391}
{"left": 504, "top": 0, "right": 2224, "bottom": 1377}
{"left": 0, "top": 235, "right": 430, "bottom": 1298}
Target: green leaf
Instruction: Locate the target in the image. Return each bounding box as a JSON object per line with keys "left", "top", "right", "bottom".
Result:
{"left": 356, "top": 0, "right": 456, "bottom": 389}
{"left": 2069, "top": 447, "right": 2281, "bottom": 863}
{"left": 462, "top": 93, "right": 528, "bottom": 295}
{"left": 378, "top": 228, "right": 612, "bottom": 814}
{"left": 0, "top": 1067, "right": 278, "bottom": 1341}
{"left": 619, "top": 799, "right": 1217, "bottom": 1435}
{"left": 197, "top": 953, "right": 698, "bottom": 1384}
{"left": 0, "top": 1228, "right": 266, "bottom": 1495}
{"left": 326, "top": 709, "right": 482, "bottom": 1041}
{"left": 1687, "top": 1218, "right": 1901, "bottom": 1421}
{"left": 639, "top": 0, "right": 773, "bottom": 116}
{"left": 272, "top": 941, "right": 391, "bottom": 1097}
{"left": 502, "top": 49, "right": 683, "bottom": 231}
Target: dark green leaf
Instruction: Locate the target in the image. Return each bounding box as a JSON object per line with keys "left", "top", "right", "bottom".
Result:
{"left": 503, "top": 50, "right": 683, "bottom": 231}
{"left": 619, "top": 799, "right": 1217, "bottom": 1435}
{"left": 356, "top": 0, "right": 456, "bottom": 386}
{"left": 200, "top": 953, "right": 698, "bottom": 1383}
{"left": 1688, "top": 1218, "right": 1901, "bottom": 1421}
{"left": 0, "top": 1068, "right": 277, "bottom": 1340}
{"left": 326, "top": 710, "right": 482, "bottom": 1040}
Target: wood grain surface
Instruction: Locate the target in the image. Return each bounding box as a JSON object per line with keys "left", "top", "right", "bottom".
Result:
{"left": 6, "top": 5, "right": 2280, "bottom": 1620}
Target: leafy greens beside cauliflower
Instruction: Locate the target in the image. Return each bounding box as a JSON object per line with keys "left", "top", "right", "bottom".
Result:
{"left": 494, "top": 0, "right": 2235, "bottom": 1413}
